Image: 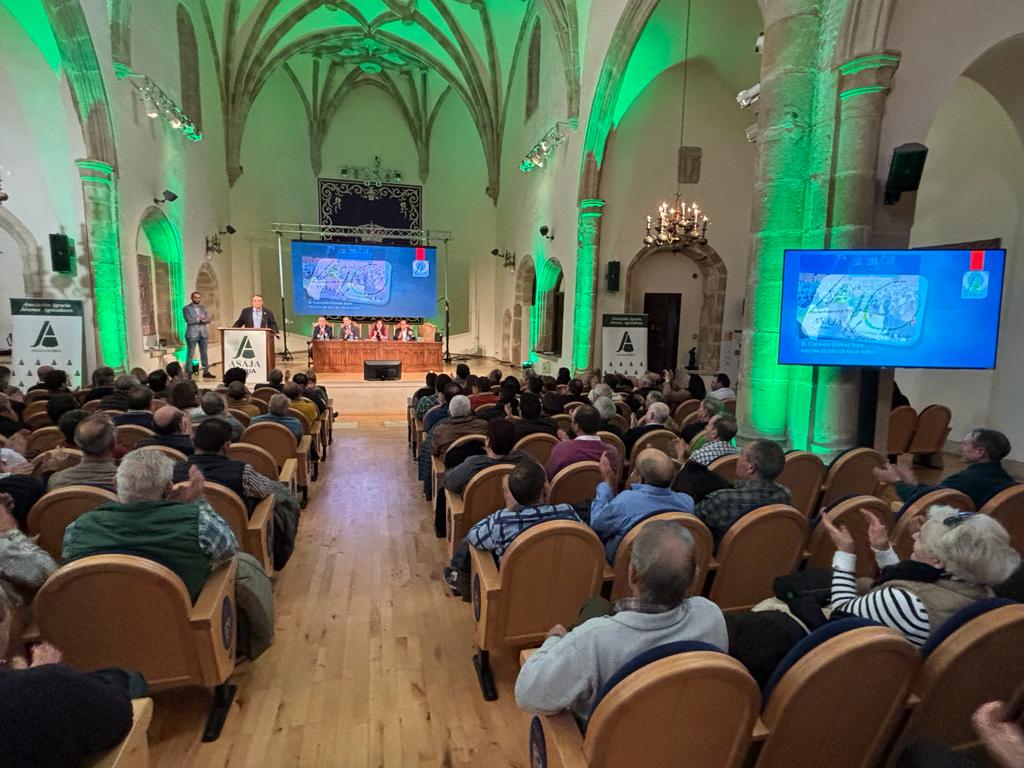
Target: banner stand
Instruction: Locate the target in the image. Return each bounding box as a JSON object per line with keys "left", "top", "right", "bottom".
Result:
{"left": 601, "top": 314, "right": 649, "bottom": 378}
{"left": 9, "top": 299, "right": 85, "bottom": 390}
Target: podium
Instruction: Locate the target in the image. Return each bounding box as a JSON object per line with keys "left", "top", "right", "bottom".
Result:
{"left": 220, "top": 327, "right": 276, "bottom": 382}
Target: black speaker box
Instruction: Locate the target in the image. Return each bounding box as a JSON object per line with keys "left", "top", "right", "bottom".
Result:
{"left": 884, "top": 143, "right": 928, "bottom": 205}
{"left": 606, "top": 261, "right": 621, "bottom": 292}
{"left": 49, "top": 233, "right": 76, "bottom": 275}
{"left": 364, "top": 359, "right": 402, "bottom": 381}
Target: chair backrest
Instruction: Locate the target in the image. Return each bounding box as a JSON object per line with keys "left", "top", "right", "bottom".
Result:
{"left": 27, "top": 485, "right": 119, "bottom": 559}
{"left": 81, "top": 399, "right": 103, "bottom": 412}
{"left": 419, "top": 321, "right": 437, "bottom": 339}
{"left": 228, "top": 409, "right": 251, "bottom": 428}
{"left": 251, "top": 398, "right": 268, "bottom": 415}
{"left": 446, "top": 433, "right": 485, "bottom": 456}
{"left": 551, "top": 413, "right": 573, "bottom": 433}
{"left": 894, "top": 601, "right": 1024, "bottom": 753}
{"left": 250, "top": 387, "right": 274, "bottom": 403}
{"left": 564, "top": 401, "right": 585, "bottom": 414}
{"left": 721, "top": 398, "right": 736, "bottom": 415}
{"left": 630, "top": 428, "right": 677, "bottom": 460}
{"left": 907, "top": 404, "right": 952, "bottom": 455}
{"left": 755, "top": 621, "right": 919, "bottom": 768}
{"left": 608, "top": 413, "right": 629, "bottom": 434}
{"left": 453, "top": 463, "right": 515, "bottom": 545}
{"left": 513, "top": 432, "right": 559, "bottom": 466}
{"left": 241, "top": 422, "right": 298, "bottom": 468}
{"left": 597, "top": 431, "right": 626, "bottom": 466}
{"left": 487, "top": 520, "right": 605, "bottom": 646}
{"left": 24, "top": 410, "right": 52, "bottom": 430}
{"left": 709, "top": 505, "right": 809, "bottom": 611}
{"left": 116, "top": 424, "right": 155, "bottom": 451}
{"left": 805, "top": 495, "right": 894, "bottom": 576}
{"left": 776, "top": 451, "right": 827, "bottom": 518}
{"left": 581, "top": 650, "right": 759, "bottom": 768}
{"left": 819, "top": 448, "right": 885, "bottom": 510}
{"left": 980, "top": 483, "right": 1024, "bottom": 554}
{"left": 615, "top": 401, "right": 632, "bottom": 420}
{"left": 679, "top": 411, "right": 701, "bottom": 429}
{"left": 187, "top": 482, "right": 249, "bottom": 548}
{"left": 609, "top": 513, "right": 713, "bottom": 601}
{"left": 287, "top": 407, "right": 312, "bottom": 434}
{"left": 26, "top": 426, "right": 65, "bottom": 457}
{"left": 134, "top": 444, "right": 188, "bottom": 463}
{"left": 226, "top": 442, "right": 279, "bottom": 481}
{"left": 24, "top": 399, "right": 50, "bottom": 418}
{"left": 707, "top": 454, "right": 739, "bottom": 483}
{"left": 549, "top": 460, "right": 602, "bottom": 506}
{"left": 34, "top": 554, "right": 235, "bottom": 689}
{"left": 891, "top": 488, "right": 974, "bottom": 559}
{"left": 887, "top": 406, "right": 918, "bottom": 455}
{"left": 672, "top": 399, "right": 700, "bottom": 425}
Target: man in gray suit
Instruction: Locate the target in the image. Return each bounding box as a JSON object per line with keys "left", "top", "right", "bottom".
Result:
{"left": 183, "top": 291, "right": 215, "bottom": 379}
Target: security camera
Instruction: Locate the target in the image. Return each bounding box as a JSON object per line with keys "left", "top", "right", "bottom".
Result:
{"left": 154, "top": 189, "right": 178, "bottom": 204}
{"left": 490, "top": 248, "right": 500, "bottom": 256}
{"left": 221, "top": 225, "right": 237, "bottom": 235}
{"left": 755, "top": 32, "right": 765, "bottom": 54}
{"left": 736, "top": 83, "right": 761, "bottom": 109}
{"left": 539, "top": 225, "right": 554, "bottom": 240}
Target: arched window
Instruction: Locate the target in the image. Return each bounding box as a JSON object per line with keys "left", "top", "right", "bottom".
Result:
{"left": 525, "top": 20, "right": 541, "bottom": 121}
{"left": 535, "top": 259, "right": 564, "bottom": 356}
{"left": 177, "top": 4, "right": 202, "bottom": 130}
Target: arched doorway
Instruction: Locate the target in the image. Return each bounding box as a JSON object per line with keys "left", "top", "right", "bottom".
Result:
{"left": 0, "top": 208, "right": 42, "bottom": 350}
{"left": 535, "top": 258, "right": 564, "bottom": 357}
{"left": 512, "top": 254, "right": 536, "bottom": 364}
{"left": 195, "top": 262, "right": 221, "bottom": 326}
{"left": 623, "top": 242, "right": 726, "bottom": 373}
{"left": 136, "top": 207, "right": 186, "bottom": 358}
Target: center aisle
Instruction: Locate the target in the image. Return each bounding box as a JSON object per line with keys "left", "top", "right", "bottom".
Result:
{"left": 149, "top": 415, "right": 534, "bottom": 767}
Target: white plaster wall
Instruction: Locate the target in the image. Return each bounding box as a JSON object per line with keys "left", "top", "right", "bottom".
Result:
{"left": 900, "top": 77, "right": 1024, "bottom": 459}
{"left": 625, "top": 250, "right": 703, "bottom": 366}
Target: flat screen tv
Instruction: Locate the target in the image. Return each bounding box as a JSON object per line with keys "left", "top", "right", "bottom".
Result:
{"left": 778, "top": 249, "right": 1006, "bottom": 369}
{"left": 291, "top": 241, "right": 437, "bottom": 318}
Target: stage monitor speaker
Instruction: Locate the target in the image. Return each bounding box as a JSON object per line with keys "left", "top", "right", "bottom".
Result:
{"left": 606, "top": 261, "right": 621, "bottom": 293}
{"left": 364, "top": 359, "right": 402, "bottom": 381}
{"left": 884, "top": 142, "right": 928, "bottom": 205}
{"left": 49, "top": 234, "right": 76, "bottom": 275}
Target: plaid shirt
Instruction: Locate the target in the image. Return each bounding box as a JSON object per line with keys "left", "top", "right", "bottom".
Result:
{"left": 467, "top": 503, "right": 582, "bottom": 558}
{"left": 693, "top": 478, "right": 792, "bottom": 544}
{"left": 242, "top": 465, "right": 276, "bottom": 500}
{"left": 0, "top": 529, "right": 58, "bottom": 599}
{"left": 689, "top": 440, "right": 739, "bottom": 467}
{"left": 196, "top": 500, "right": 240, "bottom": 566}
{"left": 415, "top": 395, "right": 439, "bottom": 421}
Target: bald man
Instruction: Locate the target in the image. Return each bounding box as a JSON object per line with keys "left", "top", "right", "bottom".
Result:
{"left": 47, "top": 415, "right": 118, "bottom": 491}
{"left": 136, "top": 406, "right": 194, "bottom": 456}
{"left": 621, "top": 401, "right": 674, "bottom": 458}
{"left": 589, "top": 448, "right": 694, "bottom": 563}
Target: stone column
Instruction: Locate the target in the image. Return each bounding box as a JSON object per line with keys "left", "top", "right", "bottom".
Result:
{"left": 77, "top": 160, "right": 128, "bottom": 370}
{"left": 737, "top": 0, "right": 824, "bottom": 446}
{"left": 572, "top": 198, "right": 605, "bottom": 372}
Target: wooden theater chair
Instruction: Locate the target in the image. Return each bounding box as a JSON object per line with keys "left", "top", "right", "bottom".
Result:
{"left": 628, "top": 429, "right": 676, "bottom": 462}
{"left": 134, "top": 444, "right": 188, "bottom": 463}
{"left": 776, "top": 451, "right": 826, "bottom": 518}
{"left": 286, "top": 406, "right": 320, "bottom": 481}
{"left": 514, "top": 432, "right": 559, "bottom": 466}
{"left": 606, "top": 513, "right": 713, "bottom": 602}
{"left": 35, "top": 555, "right": 239, "bottom": 742}
{"left": 470, "top": 520, "right": 604, "bottom": 700}
{"left": 552, "top": 414, "right": 573, "bottom": 433}
{"left": 596, "top": 432, "right": 626, "bottom": 470}
{"left": 116, "top": 424, "right": 155, "bottom": 451}
{"left": 672, "top": 398, "right": 700, "bottom": 426}
{"left": 241, "top": 422, "right": 309, "bottom": 505}
{"left": 887, "top": 406, "right": 918, "bottom": 457}
{"left": 445, "top": 463, "right": 514, "bottom": 558}
{"left": 25, "top": 426, "right": 65, "bottom": 457}
{"left": 228, "top": 409, "right": 251, "bottom": 429}
{"left": 804, "top": 495, "right": 894, "bottom": 577}
{"left": 176, "top": 481, "right": 273, "bottom": 572}
{"left": 27, "top": 485, "right": 119, "bottom": 559}
{"left": 980, "top": 483, "right": 1024, "bottom": 554}
{"left": 906, "top": 404, "right": 952, "bottom": 463}
{"left": 818, "top": 448, "right": 885, "bottom": 511}
{"left": 549, "top": 461, "right": 602, "bottom": 506}
{"left": 751, "top": 619, "right": 919, "bottom": 768}
{"left": 527, "top": 643, "right": 759, "bottom": 768}
{"left": 227, "top": 442, "right": 296, "bottom": 495}
{"left": 87, "top": 697, "right": 153, "bottom": 768}
{"left": 708, "top": 454, "right": 739, "bottom": 483}
{"left": 890, "top": 488, "right": 974, "bottom": 559}
{"left": 707, "top": 505, "right": 808, "bottom": 612}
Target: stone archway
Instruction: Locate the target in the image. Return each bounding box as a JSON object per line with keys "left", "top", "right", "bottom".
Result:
{"left": 0, "top": 208, "right": 43, "bottom": 349}
{"left": 195, "top": 262, "right": 221, "bottom": 327}
{"left": 623, "top": 242, "right": 727, "bottom": 373}
{"left": 136, "top": 207, "right": 186, "bottom": 355}
{"left": 512, "top": 254, "right": 536, "bottom": 364}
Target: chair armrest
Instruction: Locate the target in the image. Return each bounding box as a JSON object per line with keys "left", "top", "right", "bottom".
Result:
{"left": 248, "top": 496, "right": 274, "bottom": 572}
{"left": 471, "top": 545, "right": 501, "bottom": 599}
{"left": 431, "top": 455, "right": 445, "bottom": 474}
{"left": 191, "top": 559, "right": 238, "bottom": 627}
{"left": 297, "top": 434, "right": 312, "bottom": 457}
{"left": 540, "top": 712, "right": 589, "bottom": 768}
{"left": 86, "top": 697, "right": 154, "bottom": 768}
{"left": 189, "top": 559, "right": 237, "bottom": 686}
{"left": 279, "top": 458, "right": 297, "bottom": 489}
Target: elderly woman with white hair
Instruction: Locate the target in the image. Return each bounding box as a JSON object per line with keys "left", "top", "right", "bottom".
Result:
{"left": 822, "top": 505, "right": 1021, "bottom": 645}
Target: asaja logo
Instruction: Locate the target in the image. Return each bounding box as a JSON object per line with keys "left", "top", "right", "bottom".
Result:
{"left": 31, "top": 321, "right": 59, "bottom": 349}
{"left": 233, "top": 336, "right": 256, "bottom": 360}
{"left": 616, "top": 332, "right": 635, "bottom": 354}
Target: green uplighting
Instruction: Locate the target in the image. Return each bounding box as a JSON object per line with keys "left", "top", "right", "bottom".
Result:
{"left": 838, "top": 53, "right": 900, "bottom": 76}
{"left": 1, "top": 0, "right": 61, "bottom": 71}
{"left": 141, "top": 210, "right": 187, "bottom": 361}
{"left": 571, "top": 200, "right": 604, "bottom": 371}
{"left": 838, "top": 84, "right": 888, "bottom": 101}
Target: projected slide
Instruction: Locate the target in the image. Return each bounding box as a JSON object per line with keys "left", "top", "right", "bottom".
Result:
{"left": 779, "top": 249, "right": 1005, "bottom": 369}
{"left": 291, "top": 241, "right": 437, "bottom": 318}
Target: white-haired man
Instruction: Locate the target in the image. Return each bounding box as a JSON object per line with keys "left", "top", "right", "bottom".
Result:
{"left": 430, "top": 395, "right": 487, "bottom": 458}
{"left": 621, "top": 401, "right": 673, "bottom": 458}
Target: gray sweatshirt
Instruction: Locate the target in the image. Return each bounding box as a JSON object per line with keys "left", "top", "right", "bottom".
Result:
{"left": 514, "top": 597, "right": 728, "bottom": 720}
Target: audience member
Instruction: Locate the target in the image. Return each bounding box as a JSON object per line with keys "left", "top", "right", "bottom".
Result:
{"left": 556, "top": 367, "right": 571, "bottom": 387}
{"left": 546, "top": 405, "right": 620, "bottom": 480}
{"left": 686, "top": 373, "right": 707, "bottom": 401}
{"left": 622, "top": 401, "right": 672, "bottom": 457}
{"left": 147, "top": 369, "right": 170, "bottom": 398}
{"left": 515, "top": 520, "right": 727, "bottom": 720}
{"left": 284, "top": 382, "right": 318, "bottom": 427}
{"left": 680, "top": 397, "right": 723, "bottom": 444}
{"left": 476, "top": 380, "right": 519, "bottom": 420}
{"left": 542, "top": 379, "right": 587, "bottom": 415}
{"left": 292, "top": 373, "right": 326, "bottom": 414}
{"left": 593, "top": 397, "right": 624, "bottom": 439}
{"left": 256, "top": 369, "right": 285, "bottom": 392}
{"left": 0, "top": 491, "right": 58, "bottom": 605}
{"left": 590, "top": 449, "right": 694, "bottom": 562}
{"left": 878, "top": 428, "right": 1017, "bottom": 510}
{"left": 250, "top": 394, "right": 303, "bottom": 442}
{"left": 226, "top": 381, "right": 260, "bottom": 417}
{"left": 412, "top": 372, "right": 437, "bottom": 406}
{"left": 512, "top": 393, "right": 558, "bottom": 441}
{"left": 172, "top": 419, "right": 276, "bottom": 508}
{"left": 47, "top": 415, "right": 119, "bottom": 491}
{"left": 165, "top": 361, "right": 184, "bottom": 381}
{"left": 0, "top": 394, "right": 23, "bottom": 437}
{"left": 468, "top": 377, "right": 499, "bottom": 410}
{"left": 454, "top": 363, "right": 471, "bottom": 385}
{"left": 444, "top": 419, "right": 530, "bottom": 494}
{"left": 688, "top": 414, "right": 739, "bottom": 467}
{"left": 168, "top": 380, "right": 199, "bottom": 413}
{"left": 98, "top": 374, "right": 138, "bottom": 411}
{"left": 415, "top": 373, "right": 450, "bottom": 421}
{"left": 430, "top": 396, "right": 487, "bottom": 458}
{"left": 137, "top": 406, "right": 195, "bottom": 456}
{"left": 81, "top": 367, "right": 115, "bottom": 403}
{"left": 693, "top": 439, "right": 791, "bottom": 545}
{"left": 44, "top": 393, "right": 78, "bottom": 429}
{"left": 707, "top": 372, "right": 736, "bottom": 401}
{"left": 191, "top": 391, "right": 244, "bottom": 440}
{"left": 40, "top": 368, "right": 71, "bottom": 398}
{"left": 55, "top": 409, "right": 89, "bottom": 448}
{"left": 425, "top": 382, "right": 461, "bottom": 433}
{"left": 223, "top": 366, "right": 248, "bottom": 388}
{"left": 112, "top": 387, "right": 156, "bottom": 429}
{"left": 25, "top": 365, "right": 54, "bottom": 393}
{"left": 588, "top": 382, "right": 614, "bottom": 404}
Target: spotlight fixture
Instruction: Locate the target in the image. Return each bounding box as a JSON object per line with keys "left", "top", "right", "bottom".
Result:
{"left": 539, "top": 225, "right": 554, "bottom": 241}
{"left": 154, "top": 190, "right": 178, "bottom": 204}
{"left": 519, "top": 121, "right": 577, "bottom": 173}
{"left": 755, "top": 32, "right": 765, "bottom": 54}
{"left": 736, "top": 82, "right": 761, "bottom": 109}
{"left": 491, "top": 248, "right": 516, "bottom": 271}
{"left": 490, "top": 248, "right": 500, "bottom": 256}
{"left": 125, "top": 72, "right": 202, "bottom": 141}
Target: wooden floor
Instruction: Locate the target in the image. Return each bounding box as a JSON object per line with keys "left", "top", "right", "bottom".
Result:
{"left": 149, "top": 414, "right": 533, "bottom": 767}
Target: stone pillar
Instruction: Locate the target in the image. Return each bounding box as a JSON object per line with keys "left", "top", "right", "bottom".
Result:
{"left": 77, "top": 160, "right": 128, "bottom": 371}
{"left": 572, "top": 198, "right": 605, "bottom": 372}
{"left": 737, "top": 0, "right": 824, "bottom": 446}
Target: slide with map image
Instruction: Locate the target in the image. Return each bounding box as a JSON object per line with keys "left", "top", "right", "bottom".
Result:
{"left": 796, "top": 273, "right": 927, "bottom": 346}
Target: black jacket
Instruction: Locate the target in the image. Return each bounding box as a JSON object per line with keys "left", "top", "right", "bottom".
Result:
{"left": 233, "top": 307, "right": 279, "bottom": 333}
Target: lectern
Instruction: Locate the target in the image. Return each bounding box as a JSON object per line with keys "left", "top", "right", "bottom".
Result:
{"left": 220, "top": 327, "right": 276, "bottom": 382}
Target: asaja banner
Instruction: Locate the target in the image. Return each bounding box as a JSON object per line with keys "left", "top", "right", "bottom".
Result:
{"left": 10, "top": 299, "right": 85, "bottom": 390}
{"left": 223, "top": 328, "right": 269, "bottom": 382}
{"left": 601, "top": 314, "right": 649, "bottom": 378}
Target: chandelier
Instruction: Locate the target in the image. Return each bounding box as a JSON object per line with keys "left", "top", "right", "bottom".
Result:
{"left": 642, "top": 0, "right": 710, "bottom": 247}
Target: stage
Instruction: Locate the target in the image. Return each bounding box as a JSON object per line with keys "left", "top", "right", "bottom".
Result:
{"left": 315, "top": 371, "right": 427, "bottom": 414}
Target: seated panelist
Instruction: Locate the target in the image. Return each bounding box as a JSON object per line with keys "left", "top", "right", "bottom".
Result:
{"left": 339, "top": 316, "right": 359, "bottom": 341}
{"left": 394, "top": 319, "right": 416, "bottom": 342}
{"left": 312, "top": 316, "right": 333, "bottom": 341}
{"left": 368, "top": 319, "right": 388, "bottom": 342}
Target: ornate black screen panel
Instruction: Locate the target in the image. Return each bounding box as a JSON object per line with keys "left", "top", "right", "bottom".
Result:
{"left": 317, "top": 178, "right": 422, "bottom": 245}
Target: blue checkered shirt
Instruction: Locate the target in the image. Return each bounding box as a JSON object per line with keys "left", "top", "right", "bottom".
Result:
{"left": 467, "top": 503, "right": 582, "bottom": 558}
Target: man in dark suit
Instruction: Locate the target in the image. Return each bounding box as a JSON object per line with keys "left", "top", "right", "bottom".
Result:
{"left": 393, "top": 318, "right": 416, "bottom": 341}
{"left": 312, "top": 316, "right": 333, "bottom": 341}
{"left": 233, "top": 294, "right": 279, "bottom": 333}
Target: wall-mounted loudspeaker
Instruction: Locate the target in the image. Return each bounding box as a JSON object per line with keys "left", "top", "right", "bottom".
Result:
{"left": 49, "top": 234, "right": 76, "bottom": 275}
{"left": 884, "top": 142, "right": 928, "bottom": 205}
{"left": 606, "top": 261, "right": 621, "bottom": 292}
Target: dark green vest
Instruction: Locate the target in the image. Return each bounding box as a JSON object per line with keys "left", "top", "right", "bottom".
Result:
{"left": 63, "top": 499, "right": 212, "bottom": 602}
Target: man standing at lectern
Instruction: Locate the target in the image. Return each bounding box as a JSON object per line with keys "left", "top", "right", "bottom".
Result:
{"left": 183, "top": 292, "right": 216, "bottom": 378}
{"left": 233, "top": 294, "right": 279, "bottom": 334}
